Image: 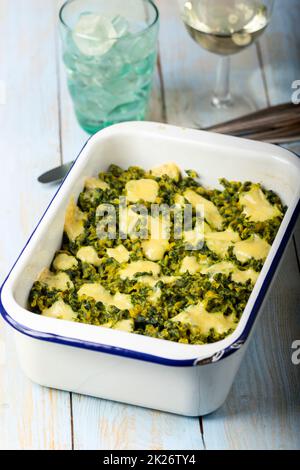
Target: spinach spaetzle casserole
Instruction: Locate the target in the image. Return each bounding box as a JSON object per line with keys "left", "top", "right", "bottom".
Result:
{"left": 29, "top": 162, "right": 285, "bottom": 345}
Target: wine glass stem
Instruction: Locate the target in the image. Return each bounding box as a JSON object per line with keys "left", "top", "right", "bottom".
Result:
{"left": 212, "top": 56, "right": 232, "bottom": 108}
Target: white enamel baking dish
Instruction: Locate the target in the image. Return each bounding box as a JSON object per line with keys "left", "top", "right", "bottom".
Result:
{"left": 1, "top": 122, "right": 300, "bottom": 416}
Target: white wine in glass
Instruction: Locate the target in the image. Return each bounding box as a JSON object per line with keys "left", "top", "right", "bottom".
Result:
{"left": 178, "top": 0, "right": 274, "bottom": 123}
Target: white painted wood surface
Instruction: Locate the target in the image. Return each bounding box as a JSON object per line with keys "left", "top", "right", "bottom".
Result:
{"left": 0, "top": 0, "right": 72, "bottom": 450}
{"left": 0, "top": 0, "right": 299, "bottom": 450}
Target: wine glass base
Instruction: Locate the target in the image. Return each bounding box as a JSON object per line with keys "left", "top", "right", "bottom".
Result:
{"left": 191, "top": 93, "right": 256, "bottom": 129}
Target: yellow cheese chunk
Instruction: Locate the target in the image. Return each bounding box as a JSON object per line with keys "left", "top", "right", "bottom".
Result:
{"left": 126, "top": 179, "right": 159, "bottom": 203}
{"left": 183, "top": 213, "right": 210, "bottom": 249}
{"left": 77, "top": 283, "right": 132, "bottom": 310}
{"left": 200, "top": 262, "right": 259, "bottom": 285}
{"left": 174, "top": 193, "right": 185, "bottom": 206}
{"left": 77, "top": 283, "right": 108, "bottom": 303}
{"left": 100, "top": 321, "right": 113, "bottom": 329}
{"left": 148, "top": 287, "right": 162, "bottom": 304}
{"left": 84, "top": 177, "right": 109, "bottom": 190}
{"left": 141, "top": 215, "right": 170, "bottom": 261}
{"left": 184, "top": 189, "right": 223, "bottom": 230}
{"left": 180, "top": 256, "right": 201, "bottom": 274}
{"left": 150, "top": 162, "right": 181, "bottom": 181}
{"left": 38, "top": 268, "right": 73, "bottom": 291}
{"left": 64, "top": 197, "right": 86, "bottom": 241}
{"left": 137, "top": 275, "right": 159, "bottom": 288}
{"left": 113, "top": 319, "right": 134, "bottom": 332}
{"left": 107, "top": 245, "right": 130, "bottom": 263}
{"left": 42, "top": 300, "right": 77, "bottom": 321}
{"left": 200, "top": 261, "right": 236, "bottom": 277}
{"left": 113, "top": 293, "right": 133, "bottom": 310}
{"left": 234, "top": 235, "right": 271, "bottom": 263}
{"left": 184, "top": 227, "right": 204, "bottom": 247}
{"left": 137, "top": 275, "right": 178, "bottom": 288}
{"left": 53, "top": 253, "right": 78, "bottom": 271}
{"left": 77, "top": 246, "right": 101, "bottom": 266}
{"left": 119, "top": 260, "right": 160, "bottom": 280}
{"left": 205, "top": 229, "right": 240, "bottom": 258}
{"left": 171, "top": 302, "right": 236, "bottom": 335}
{"left": 149, "top": 214, "right": 170, "bottom": 240}
{"left": 232, "top": 268, "right": 259, "bottom": 285}
{"left": 142, "top": 239, "right": 169, "bottom": 261}
{"left": 119, "top": 206, "right": 147, "bottom": 240}
{"left": 204, "top": 222, "right": 212, "bottom": 234}
{"left": 160, "top": 276, "right": 179, "bottom": 284}
{"left": 239, "top": 185, "right": 281, "bottom": 222}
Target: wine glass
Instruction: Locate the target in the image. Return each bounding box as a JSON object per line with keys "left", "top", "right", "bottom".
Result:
{"left": 178, "top": 0, "right": 275, "bottom": 125}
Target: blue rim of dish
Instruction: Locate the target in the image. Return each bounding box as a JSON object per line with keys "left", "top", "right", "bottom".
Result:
{"left": 0, "top": 135, "right": 299, "bottom": 367}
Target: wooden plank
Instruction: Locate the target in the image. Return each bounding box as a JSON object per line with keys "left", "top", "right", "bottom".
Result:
{"left": 203, "top": 242, "right": 300, "bottom": 450}
{"left": 257, "top": 0, "right": 300, "bottom": 163}
{"left": 257, "top": 0, "right": 300, "bottom": 106}
{"left": 72, "top": 395, "right": 203, "bottom": 450}
{"left": 0, "top": 327, "right": 72, "bottom": 450}
{"left": 258, "top": 0, "right": 300, "bottom": 335}
{"left": 0, "top": 0, "right": 71, "bottom": 449}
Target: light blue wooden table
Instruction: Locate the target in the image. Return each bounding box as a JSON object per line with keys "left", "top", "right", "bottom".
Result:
{"left": 0, "top": 0, "right": 299, "bottom": 450}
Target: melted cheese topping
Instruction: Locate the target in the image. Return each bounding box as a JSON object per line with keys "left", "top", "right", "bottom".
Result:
{"left": 142, "top": 239, "right": 169, "bottom": 261}
{"left": 84, "top": 177, "right": 109, "bottom": 190}
{"left": 184, "top": 227, "right": 204, "bottom": 247}
{"left": 38, "top": 268, "right": 73, "bottom": 291}
{"left": 148, "top": 287, "right": 162, "bottom": 303}
{"left": 171, "top": 302, "right": 236, "bottom": 335}
{"left": 107, "top": 245, "right": 130, "bottom": 263}
{"left": 232, "top": 268, "right": 259, "bottom": 285}
{"left": 150, "top": 162, "right": 181, "bottom": 181}
{"left": 174, "top": 193, "right": 185, "bottom": 206}
{"left": 239, "top": 185, "right": 281, "bottom": 222}
{"left": 184, "top": 189, "right": 223, "bottom": 230}
{"left": 64, "top": 197, "right": 86, "bottom": 241}
{"left": 119, "top": 260, "right": 160, "bottom": 280}
{"left": 77, "top": 246, "right": 101, "bottom": 266}
{"left": 205, "top": 229, "right": 240, "bottom": 257}
{"left": 200, "top": 262, "right": 259, "bottom": 285}
{"left": 113, "top": 293, "right": 133, "bottom": 310}
{"left": 183, "top": 216, "right": 209, "bottom": 249}
{"left": 53, "top": 253, "right": 78, "bottom": 271}
{"left": 149, "top": 214, "right": 170, "bottom": 240}
{"left": 42, "top": 300, "right": 77, "bottom": 321}
{"left": 113, "top": 319, "right": 134, "bottom": 332}
{"left": 234, "top": 235, "right": 271, "bottom": 263}
{"left": 142, "top": 215, "right": 170, "bottom": 261}
{"left": 201, "top": 261, "right": 235, "bottom": 277}
{"left": 119, "top": 206, "right": 146, "bottom": 239}
{"left": 160, "top": 276, "right": 179, "bottom": 284}
{"left": 160, "top": 276, "right": 177, "bottom": 284}
{"left": 126, "top": 179, "right": 159, "bottom": 203}
{"left": 138, "top": 275, "right": 178, "bottom": 288}
{"left": 180, "top": 256, "right": 200, "bottom": 274}
{"left": 100, "top": 321, "right": 113, "bottom": 329}
{"left": 138, "top": 275, "right": 159, "bottom": 288}
{"left": 77, "top": 283, "right": 132, "bottom": 310}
